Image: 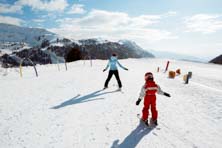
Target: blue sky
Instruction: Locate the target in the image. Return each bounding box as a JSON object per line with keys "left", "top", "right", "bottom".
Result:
{"left": 0, "top": 0, "right": 222, "bottom": 59}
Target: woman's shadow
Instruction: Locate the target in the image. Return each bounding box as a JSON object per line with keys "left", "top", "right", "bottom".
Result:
{"left": 111, "top": 121, "right": 154, "bottom": 148}
{"left": 51, "top": 89, "right": 117, "bottom": 109}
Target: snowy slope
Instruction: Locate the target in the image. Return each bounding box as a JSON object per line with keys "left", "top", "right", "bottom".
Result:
{"left": 0, "top": 59, "right": 222, "bottom": 148}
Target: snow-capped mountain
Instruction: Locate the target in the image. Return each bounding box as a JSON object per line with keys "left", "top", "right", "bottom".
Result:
{"left": 76, "top": 38, "right": 154, "bottom": 60}
{"left": 118, "top": 39, "right": 154, "bottom": 58}
{"left": 0, "top": 24, "right": 154, "bottom": 67}
{"left": 0, "top": 23, "right": 56, "bottom": 47}
{"left": 0, "top": 23, "right": 153, "bottom": 58}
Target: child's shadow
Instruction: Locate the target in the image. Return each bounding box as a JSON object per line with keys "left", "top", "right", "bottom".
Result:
{"left": 111, "top": 122, "right": 154, "bottom": 148}
{"left": 51, "top": 89, "right": 117, "bottom": 109}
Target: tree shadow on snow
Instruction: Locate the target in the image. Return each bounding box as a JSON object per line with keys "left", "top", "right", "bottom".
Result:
{"left": 110, "top": 122, "right": 154, "bottom": 148}
{"left": 51, "top": 89, "right": 117, "bottom": 109}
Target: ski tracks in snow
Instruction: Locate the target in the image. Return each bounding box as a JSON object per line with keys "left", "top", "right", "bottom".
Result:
{"left": 1, "top": 59, "right": 222, "bottom": 148}
{"left": 156, "top": 71, "right": 222, "bottom": 148}
{"left": 190, "top": 81, "right": 222, "bottom": 93}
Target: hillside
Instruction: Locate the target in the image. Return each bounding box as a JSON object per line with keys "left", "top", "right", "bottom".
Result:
{"left": 0, "top": 58, "right": 222, "bottom": 148}
{"left": 209, "top": 54, "right": 222, "bottom": 64}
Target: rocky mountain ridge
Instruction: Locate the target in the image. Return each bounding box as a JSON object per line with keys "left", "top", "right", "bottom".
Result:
{"left": 209, "top": 54, "right": 222, "bottom": 65}
{"left": 0, "top": 23, "right": 154, "bottom": 67}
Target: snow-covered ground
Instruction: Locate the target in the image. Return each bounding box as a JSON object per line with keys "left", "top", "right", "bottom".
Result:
{"left": 0, "top": 58, "right": 222, "bottom": 148}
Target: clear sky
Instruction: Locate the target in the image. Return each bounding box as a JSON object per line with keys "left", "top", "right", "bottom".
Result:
{"left": 0, "top": 0, "right": 222, "bottom": 59}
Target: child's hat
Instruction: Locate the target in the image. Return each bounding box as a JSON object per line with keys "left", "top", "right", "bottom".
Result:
{"left": 145, "top": 72, "right": 153, "bottom": 81}
{"left": 145, "top": 72, "right": 153, "bottom": 77}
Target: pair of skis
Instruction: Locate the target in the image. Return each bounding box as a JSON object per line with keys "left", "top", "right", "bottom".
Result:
{"left": 137, "top": 114, "right": 159, "bottom": 129}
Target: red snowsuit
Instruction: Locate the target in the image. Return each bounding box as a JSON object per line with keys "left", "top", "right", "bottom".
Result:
{"left": 139, "top": 80, "right": 162, "bottom": 121}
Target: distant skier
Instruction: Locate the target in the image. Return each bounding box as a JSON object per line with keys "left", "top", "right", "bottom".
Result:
{"left": 136, "top": 72, "right": 171, "bottom": 126}
{"left": 103, "top": 53, "right": 128, "bottom": 90}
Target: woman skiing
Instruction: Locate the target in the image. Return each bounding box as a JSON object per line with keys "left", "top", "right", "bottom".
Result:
{"left": 136, "top": 72, "right": 170, "bottom": 126}
{"left": 103, "top": 53, "right": 128, "bottom": 90}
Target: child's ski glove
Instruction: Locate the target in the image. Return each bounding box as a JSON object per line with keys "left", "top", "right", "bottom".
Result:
{"left": 136, "top": 98, "right": 141, "bottom": 105}
{"left": 103, "top": 69, "right": 106, "bottom": 72}
{"left": 164, "top": 92, "right": 171, "bottom": 97}
{"left": 124, "top": 68, "right": 128, "bottom": 71}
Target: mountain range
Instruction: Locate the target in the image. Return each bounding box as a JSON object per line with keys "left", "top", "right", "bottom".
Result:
{"left": 0, "top": 23, "right": 154, "bottom": 67}
{"left": 0, "top": 23, "right": 221, "bottom": 67}
{"left": 0, "top": 23, "right": 56, "bottom": 46}
{"left": 149, "top": 49, "right": 210, "bottom": 63}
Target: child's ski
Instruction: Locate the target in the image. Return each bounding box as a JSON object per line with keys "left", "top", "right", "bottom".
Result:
{"left": 136, "top": 114, "right": 159, "bottom": 129}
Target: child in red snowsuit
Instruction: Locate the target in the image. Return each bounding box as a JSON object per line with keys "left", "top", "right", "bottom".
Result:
{"left": 136, "top": 72, "right": 170, "bottom": 126}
